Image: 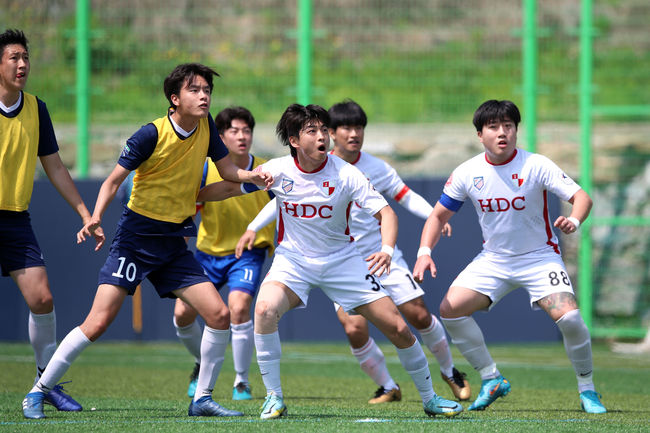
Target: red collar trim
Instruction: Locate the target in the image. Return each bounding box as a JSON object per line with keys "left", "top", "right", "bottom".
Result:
{"left": 485, "top": 149, "right": 517, "bottom": 166}
{"left": 329, "top": 150, "right": 362, "bottom": 165}
{"left": 294, "top": 156, "right": 328, "bottom": 173}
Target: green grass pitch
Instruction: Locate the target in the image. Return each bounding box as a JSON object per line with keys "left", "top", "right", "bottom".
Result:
{"left": 1, "top": 341, "right": 648, "bottom": 432}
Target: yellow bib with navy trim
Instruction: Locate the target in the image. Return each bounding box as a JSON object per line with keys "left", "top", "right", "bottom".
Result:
{"left": 0, "top": 92, "right": 40, "bottom": 211}
{"left": 127, "top": 114, "right": 210, "bottom": 223}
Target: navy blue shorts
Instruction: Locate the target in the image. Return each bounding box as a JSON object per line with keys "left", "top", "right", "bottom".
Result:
{"left": 98, "top": 225, "right": 210, "bottom": 298}
{"left": 195, "top": 248, "right": 266, "bottom": 296}
{"left": 0, "top": 211, "right": 45, "bottom": 276}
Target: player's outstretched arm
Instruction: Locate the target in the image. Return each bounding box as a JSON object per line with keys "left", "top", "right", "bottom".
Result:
{"left": 214, "top": 154, "right": 273, "bottom": 190}
{"left": 553, "top": 189, "right": 593, "bottom": 234}
{"left": 77, "top": 164, "right": 130, "bottom": 250}
{"left": 198, "top": 180, "right": 244, "bottom": 202}
{"left": 366, "top": 205, "right": 398, "bottom": 277}
{"left": 40, "top": 152, "right": 106, "bottom": 249}
{"left": 413, "top": 202, "right": 455, "bottom": 283}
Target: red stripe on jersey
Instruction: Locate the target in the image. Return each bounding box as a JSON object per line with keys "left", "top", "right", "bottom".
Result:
{"left": 277, "top": 210, "right": 285, "bottom": 244}
{"left": 542, "top": 189, "right": 560, "bottom": 254}
{"left": 393, "top": 185, "right": 410, "bottom": 202}
{"left": 345, "top": 201, "right": 354, "bottom": 242}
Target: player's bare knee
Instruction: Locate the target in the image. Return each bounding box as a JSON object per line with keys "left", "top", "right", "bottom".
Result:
{"left": 80, "top": 317, "right": 110, "bottom": 342}
{"left": 406, "top": 310, "right": 431, "bottom": 329}
{"left": 174, "top": 302, "right": 198, "bottom": 327}
{"left": 28, "top": 294, "right": 54, "bottom": 314}
{"left": 202, "top": 305, "right": 230, "bottom": 329}
{"left": 254, "top": 300, "right": 280, "bottom": 328}
{"left": 344, "top": 324, "right": 368, "bottom": 345}
{"left": 439, "top": 299, "right": 459, "bottom": 319}
{"left": 383, "top": 322, "right": 413, "bottom": 347}
{"left": 174, "top": 313, "right": 195, "bottom": 328}
{"left": 397, "top": 321, "right": 413, "bottom": 341}
{"left": 229, "top": 304, "right": 250, "bottom": 324}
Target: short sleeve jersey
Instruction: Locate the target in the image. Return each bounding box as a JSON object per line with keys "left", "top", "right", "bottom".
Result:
{"left": 442, "top": 149, "right": 581, "bottom": 256}
{"left": 0, "top": 92, "right": 58, "bottom": 211}
{"left": 255, "top": 154, "right": 388, "bottom": 257}
{"left": 346, "top": 151, "right": 410, "bottom": 257}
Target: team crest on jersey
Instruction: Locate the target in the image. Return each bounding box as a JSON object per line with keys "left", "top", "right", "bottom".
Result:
{"left": 511, "top": 173, "right": 524, "bottom": 188}
{"left": 282, "top": 178, "right": 294, "bottom": 193}
{"left": 322, "top": 181, "right": 335, "bottom": 195}
{"left": 473, "top": 176, "right": 484, "bottom": 191}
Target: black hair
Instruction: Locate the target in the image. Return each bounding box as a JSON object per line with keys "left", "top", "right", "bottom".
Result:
{"left": 328, "top": 99, "right": 367, "bottom": 130}
{"left": 163, "top": 63, "right": 219, "bottom": 108}
{"left": 472, "top": 100, "right": 521, "bottom": 131}
{"left": 0, "top": 29, "right": 28, "bottom": 58}
{"left": 215, "top": 106, "right": 255, "bottom": 132}
{"left": 276, "top": 104, "right": 330, "bottom": 157}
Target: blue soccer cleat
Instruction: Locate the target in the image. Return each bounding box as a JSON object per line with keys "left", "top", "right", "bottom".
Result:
{"left": 232, "top": 382, "right": 252, "bottom": 400}
{"left": 188, "top": 396, "right": 243, "bottom": 417}
{"left": 468, "top": 375, "right": 511, "bottom": 411}
{"left": 22, "top": 391, "right": 46, "bottom": 419}
{"left": 423, "top": 395, "right": 464, "bottom": 418}
{"left": 44, "top": 382, "right": 82, "bottom": 412}
{"left": 260, "top": 394, "right": 287, "bottom": 419}
{"left": 187, "top": 363, "right": 200, "bottom": 398}
{"left": 580, "top": 390, "right": 607, "bottom": 414}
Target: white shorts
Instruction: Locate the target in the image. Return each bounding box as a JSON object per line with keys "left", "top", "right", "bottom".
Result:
{"left": 333, "top": 248, "right": 424, "bottom": 312}
{"left": 263, "top": 243, "right": 389, "bottom": 313}
{"left": 451, "top": 249, "right": 574, "bottom": 311}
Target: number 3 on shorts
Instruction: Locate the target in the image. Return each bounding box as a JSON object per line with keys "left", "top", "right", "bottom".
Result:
{"left": 112, "top": 256, "right": 137, "bottom": 282}
{"left": 365, "top": 274, "right": 382, "bottom": 291}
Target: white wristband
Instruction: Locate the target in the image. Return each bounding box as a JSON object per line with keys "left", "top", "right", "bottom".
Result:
{"left": 567, "top": 217, "right": 581, "bottom": 229}
{"left": 381, "top": 245, "right": 394, "bottom": 257}
{"left": 417, "top": 246, "right": 432, "bottom": 258}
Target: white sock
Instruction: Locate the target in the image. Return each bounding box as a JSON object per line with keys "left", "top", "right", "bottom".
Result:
{"left": 31, "top": 326, "right": 91, "bottom": 393}
{"left": 351, "top": 337, "right": 398, "bottom": 390}
{"left": 556, "top": 309, "right": 595, "bottom": 393}
{"left": 442, "top": 316, "right": 500, "bottom": 380}
{"left": 396, "top": 339, "right": 435, "bottom": 403}
{"left": 28, "top": 310, "right": 57, "bottom": 383}
{"left": 231, "top": 320, "right": 254, "bottom": 386}
{"left": 255, "top": 331, "right": 283, "bottom": 398}
{"left": 173, "top": 317, "right": 202, "bottom": 363}
{"left": 418, "top": 315, "right": 454, "bottom": 378}
{"left": 193, "top": 326, "right": 229, "bottom": 401}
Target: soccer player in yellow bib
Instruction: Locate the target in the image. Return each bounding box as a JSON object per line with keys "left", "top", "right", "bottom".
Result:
{"left": 173, "top": 107, "right": 275, "bottom": 401}
{"left": 1, "top": 29, "right": 105, "bottom": 415}
{"left": 22, "top": 63, "right": 272, "bottom": 419}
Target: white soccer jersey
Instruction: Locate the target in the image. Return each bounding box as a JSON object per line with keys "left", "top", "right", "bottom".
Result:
{"left": 443, "top": 148, "right": 581, "bottom": 256}
{"left": 257, "top": 154, "right": 388, "bottom": 257}
{"left": 345, "top": 151, "right": 410, "bottom": 258}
